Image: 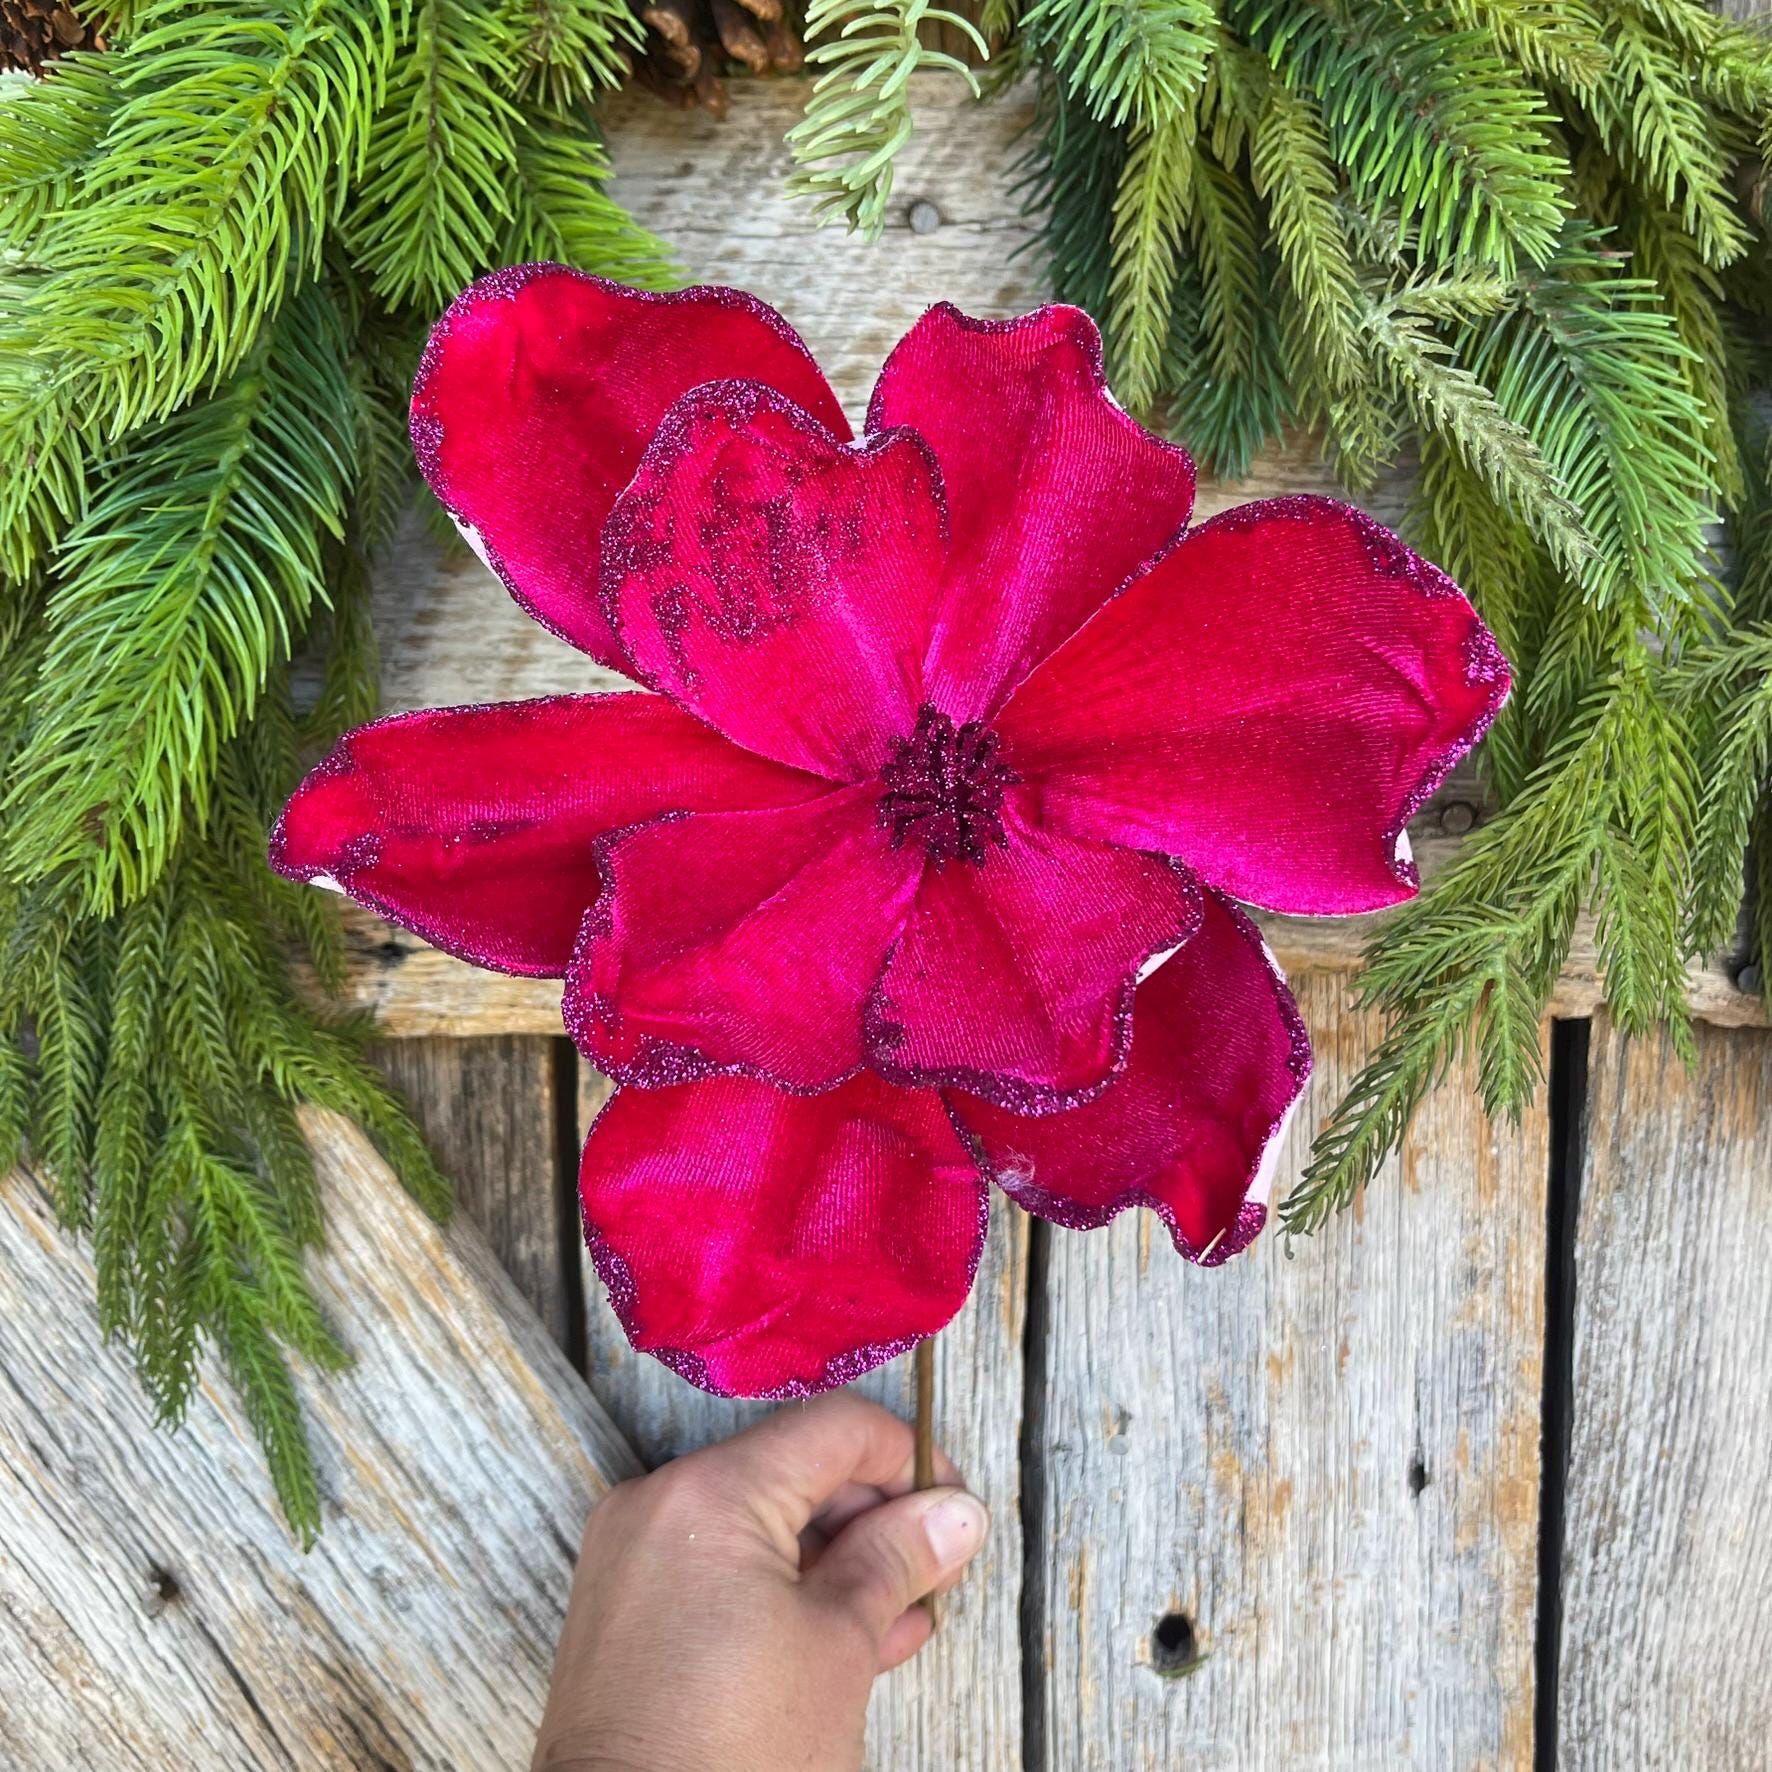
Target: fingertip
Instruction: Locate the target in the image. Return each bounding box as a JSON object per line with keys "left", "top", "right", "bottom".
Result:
{"left": 921, "top": 1491, "right": 989, "bottom": 1572}
{"left": 805, "top": 1484, "right": 988, "bottom": 1648}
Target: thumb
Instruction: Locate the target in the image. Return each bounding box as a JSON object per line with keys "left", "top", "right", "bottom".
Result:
{"left": 805, "top": 1487, "right": 989, "bottom": 1648}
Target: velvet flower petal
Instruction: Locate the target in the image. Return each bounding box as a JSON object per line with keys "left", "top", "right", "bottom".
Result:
{"left": 566, "top": 787, "right": 924, "bottom": 1090}
{"left": 997, "top": 497, "right": 1511, "bottom": 915}
{"left": 866, "top": 303, "right": 1196, "bottom": 719}
{"left": 951, "top": 889, "right": 1311, "bottom": 1263}
{"left": 602, "top": 380, "right": 948, "bottom": 781}
{"left": 412, "top": 266, "right": 849, "bottom": 673}
{"left": 580, "top": 1070, "right": 987, "bottom": 1398}
{"left": 270, "top": 694, "right": 825, "bottom": 976}
{"left": 867, "top": 796, "right": 1204, "bottom": 1111}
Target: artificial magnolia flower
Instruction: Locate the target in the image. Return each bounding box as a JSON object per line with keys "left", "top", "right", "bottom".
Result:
{"left": 273, "top": 265, "right": 1509, "bottom": 1395}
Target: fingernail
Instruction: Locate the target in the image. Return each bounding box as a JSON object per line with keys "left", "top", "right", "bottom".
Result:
{"left": 923, "top": 1493, "right": 989, "bottom": 1568}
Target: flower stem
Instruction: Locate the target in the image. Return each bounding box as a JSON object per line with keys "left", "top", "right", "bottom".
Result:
{"left": 914, "top": 1334, "right": 938, "bottom": 1627}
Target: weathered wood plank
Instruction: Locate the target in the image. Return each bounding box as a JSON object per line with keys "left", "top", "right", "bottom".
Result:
{"left": 309, "top": 882, "right": 1766, "bottom": 1036}
{"left": 1557, "top": 1016, "right": 1772, "bottom": 1768}
{"left": 320, "top": 74, "right": 1760, "bottom": 1033}
{"left": 374, "top": 1034, "right": 571, "bottom": 1349}
{"left": 1032, "top": 973, "right": 1547, "bottom": 1771}
{"left": 0, "top": 1110, "right": 639, "bottom": 1771}
{"left": 577, "top": 1062, "right": 1027, "bottom": 1772}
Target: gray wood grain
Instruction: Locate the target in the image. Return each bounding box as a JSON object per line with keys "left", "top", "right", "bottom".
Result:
{"left": 0, "top": 1110, "right": 640, "bottom": 1771}
{"left": 1032, "top": 973, "right": 1548, "bottom": 1772}
{"left": 578, "top": 1062, "right": 1028, "bottom": 1772}
{"left": 375, "top": 1034, "right": 571, "bottom": 1348}
{"left": 1557, "top": 1015, "right": 1772, "bottom": 1770}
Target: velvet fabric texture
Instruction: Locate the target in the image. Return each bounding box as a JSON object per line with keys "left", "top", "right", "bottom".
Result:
{"left": 273, "top": 265, "right": 1511, "bottom": 1398}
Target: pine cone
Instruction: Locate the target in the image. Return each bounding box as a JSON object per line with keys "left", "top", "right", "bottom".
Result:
{"left": 634, "top": 0, "right": 803, "bottom": 110}
{"left": 1, "top": 0, "right": 102, "bottom": 76}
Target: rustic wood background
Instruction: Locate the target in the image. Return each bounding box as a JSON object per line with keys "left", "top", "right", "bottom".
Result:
{"left": 4, "top": 78, "right": 1770, "bottom": 1772}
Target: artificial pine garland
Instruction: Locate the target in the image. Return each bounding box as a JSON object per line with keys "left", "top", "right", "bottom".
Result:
{"left": 2, "top": 0, "right": 1770, "bottom": 1533}
{"left": 0, "top": 0, "right": 673, "bottom": 1540}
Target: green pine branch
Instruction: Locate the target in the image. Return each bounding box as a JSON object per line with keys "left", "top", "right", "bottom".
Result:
{"left": 1688, "top": 568, "right": 1772, "bottom": 956}
{"left": 0, "top": 48, "right": 118, "bottom": 244}
{"left": 1163, "top": 149, "right": 1293, "bottom": 476}
{"left": 6, "top": 707, "right": 449, "bottom": 1545}
{"left": 1584, "top": 0, "right": 1751, "bottom": 270}
{"left": 786, "top": 0, "right": 988, "bottom": 238}
{"left": 504, "top": 0, "right": 641, "bottom": 105}
{"left": 0, "top": 0, "right": 394, "bottom": 581}
{"left": 1245, "top": 63, "right": 1399, "bottom": 484}
{"left": 1444, "top": 0, "right": 1612, "bottom": 92}
{"left": 3, "top": 283, "right": 356, "bottom": 913}
{"left": 1624, "top": 192, "right": 1743, "bottom": 501}
{"left": 1359, "top": 278, "right": 1598, "bottom": 583}
{"left": 1286, "top": 681, "right": 1631, "bottom": 1227}
{"left": 1108, "top": 110, "right": 1196, "bottom": 411}
{"left": 1020, "top": 72, "right": 1127, "bottom": 316}
{"left": 1246, "top": 67, "right": 1360, "bottom": 386}
{"left": 1021, "top": 0, "right": 1216, "bottom": 129}
{"left": 344, "top": 0, "right": 526, "bottom": 312}
{"left": 501, "top": 109, "right": 680, "bottom": 289}
{"left": 1241, "top": 0, "right": 1570, "bottom": 273}
{"left": 1463, "top": 228, "right": 1715, "bottom": 619}
{"left": 1, "top": 0, "right": 688, "bottom": 1543}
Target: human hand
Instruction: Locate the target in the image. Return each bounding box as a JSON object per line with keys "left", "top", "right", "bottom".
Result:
{"left": 532, "top": 1392, "right": 991, "bottom": 1772}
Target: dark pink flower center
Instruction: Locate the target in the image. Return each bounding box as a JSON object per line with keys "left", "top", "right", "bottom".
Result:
{"left": 877, "top": 704, "right": 1018, "bottom": 866}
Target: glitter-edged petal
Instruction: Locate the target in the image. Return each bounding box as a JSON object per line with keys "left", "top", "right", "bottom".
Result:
{"left": 997, "top": 497, "right": 1511, "bottom": 915}
{"left": 866, "top": 302, "right": 1196, "bottom": 720}
{"left": 565, "top": 787, "right": 923, "bottom": 1090}
{"left": 580, "top": 1071, "right": 987, "bottom": 1399}
{"left": 269, "top": 694, "right": 824, "bottom": 976}
{"left": 949, "top": 889, "right": 1311, "bottom": 1263}
{"left": 867, "top": 794, "right": 1204, "bottom": 1111}
{"left": 412, "top": 266, "right": 849, "bottom": 672}
{"left": 601, "top": 379, "right": 949, "bottom": 782}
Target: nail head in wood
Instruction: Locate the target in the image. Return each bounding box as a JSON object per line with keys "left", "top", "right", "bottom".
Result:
{"left": 908, "top": 199, "right": 941, "bottom": 235}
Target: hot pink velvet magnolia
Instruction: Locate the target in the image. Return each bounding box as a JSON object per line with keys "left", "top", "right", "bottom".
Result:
{"left": 272, "top": 265, "right": 1510, "bottom": 1400}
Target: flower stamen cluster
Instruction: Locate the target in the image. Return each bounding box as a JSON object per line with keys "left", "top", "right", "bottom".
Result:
{"left": 878, "top": 706, "right": 1017, "bottom": 866}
